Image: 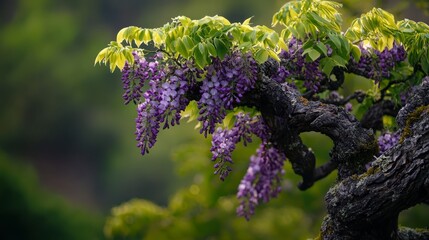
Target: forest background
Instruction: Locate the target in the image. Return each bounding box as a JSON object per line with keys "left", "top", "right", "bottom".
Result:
{"left": 0, "top": 0, "right": 428, "bottom": 239}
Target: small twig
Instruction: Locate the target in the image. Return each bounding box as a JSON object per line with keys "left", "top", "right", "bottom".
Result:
{"left": 320, "top": 90, "right": 366, "bottom": 106}
{"left": 377, "top": 79, "right": 407, "bottom": 103}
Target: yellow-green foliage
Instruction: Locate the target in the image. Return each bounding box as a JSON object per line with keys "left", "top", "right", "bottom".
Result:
{"left": 272, "top": 0, "right": 343, "bottom": 39}
{"left": 345, "top": 8, "right": 398, "bottom": 50}
{"left": 95, "top": 0, "right": 429, "bottom": 77}
{"left": 95, "top": 15, "right": 286, "bottom": 71}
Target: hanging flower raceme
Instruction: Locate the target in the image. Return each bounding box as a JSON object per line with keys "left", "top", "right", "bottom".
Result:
{"left": 198, "top": 51, "right": 258, "bottom": 137}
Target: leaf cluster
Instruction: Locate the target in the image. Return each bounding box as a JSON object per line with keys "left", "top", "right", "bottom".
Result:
{"left": 345, "top": 8, "right": 398, "bottom": 50}
{"left": 96, "top": 0, "right": 429, "bottom": 77}
{"left": 397, "top": 19, "right": 429, "bottom": 74}
{"left": 344, "top": 7, "right": 429, "bottom": 75}
{"left": 272, "top": 0, "right": 358, "bottom": 76}
{"left": 272, "top": 0, "right": 342, "bottom": 40}
{"left": 95, "top": 15, "right": 287, "bottom": 71}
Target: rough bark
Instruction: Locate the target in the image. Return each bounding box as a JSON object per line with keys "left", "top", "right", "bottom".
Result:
{"left": 322, "top": 106, "right": 429, "bottom": 239}
{"left": 240, "top": 62, "right": 429, "bottom": 239}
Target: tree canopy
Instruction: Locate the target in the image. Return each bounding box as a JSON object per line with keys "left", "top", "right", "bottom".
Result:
{"left": 96, "top": 0, "right": 429, "bottom": 238}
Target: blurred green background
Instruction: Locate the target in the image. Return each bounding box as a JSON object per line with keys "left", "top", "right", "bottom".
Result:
{"left": 0, "top": 0, "right": 427, "bottom": 239}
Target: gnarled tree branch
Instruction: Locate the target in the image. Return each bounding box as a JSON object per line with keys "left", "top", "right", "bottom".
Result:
{"left": 241, "top": 63, "right": 429, "bottom": 239}
{"left": 241, "top": 62, "right": 377, "bottom": 187}
{"left": 320, "top": 81, "right": 429, "bottom": 239}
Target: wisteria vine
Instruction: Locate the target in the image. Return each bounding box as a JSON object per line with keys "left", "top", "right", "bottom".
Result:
{"left": 116, "top": 38, "right": 413, "bottom": 219}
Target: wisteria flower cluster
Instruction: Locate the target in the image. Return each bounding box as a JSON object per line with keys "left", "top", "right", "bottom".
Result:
{"left": 378, "top": 131, "right": 400, "bottom": 154}
{"left": 210, "top": 113, "right": 254, "bottom": 180}
{"left": 198, "top": 51, "right": 258, "bottom": 136}
{"left": 135, "top": 65, "right": 190, "bottom": 155}
{"left": 236, "top": 143, "right": 286, "bottom": 220}
{"left": 277, "top": 37, "right": 328, "bottom": 92}
{"left": 211, "top": 113, "right": 286, "bottom": 220}
{"left": 121, "top": 52, "right": 162, "bottom": 104}
{"left": 124, "top": 51, "right": 259, "bottom": 155}
{"left": 347, "top": 43, "right": 406, "bottom": 82}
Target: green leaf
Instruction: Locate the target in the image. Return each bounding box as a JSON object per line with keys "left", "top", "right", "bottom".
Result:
{"left": 350, "top": 44, "right": 361, "bottom": 61}
{"left": 308, "top": 11, "right": 331, "bottom": 28}
{"left": 181, "top": 100, "right": 199, "bottom": 122}
{"left": 198, "top": 42, "right": 207, "bottom": 56}
{"left": 243, "top": 30, "right": 257, "bottom": 43}
{"left": 206, "top": 42, "right": 217, "bottom": 57}
{"left": 116, "top": 27, "right": 128, "bottom": 43}
{"left": 268, "top": 32, "right": 279, "bottom": 45}
{"left": 197, "top": 42, "right": 209, "bottom": 63}
{"left": 175, "top": 38, "right": 188, "bottom": 58}
{"left": 109, "top": 52, "right": 117, "bottom": 72}
{"left": 320, "top": 57, "right": 336, "bottom": 75}
{"left": 278, "top": 39, "right": 288, "bottom": 51}
{"left": 134, "top": 29, "right": 144, "bottom": 46}
{"left": 94, "top": 47, "right": 109, "bottom": 65}
{"left": 222, "top": 112, "right": 236, "bottom": 129}
{"left": 142, "top": 29, "right": 152, "bottom": 44}
{"left": 421, "top": 54, "right": 429, "bottom": 75}
{"left": 331, "top": 54, "right": 348, "bottom": 67}
{"left": 328, "top": 33, "right": 341, "bottom": 50}
{"left": 116, "top": 52, "right": 126, "bottom": 70}
{"left": 307, "top": 49, "right": 321, "bottom": 61}
{"left": 193, "top": 46, "right": 206, "bottom": 69}
{"left": 315, "top": 42, "right": 328, "bottom": 56}
{"left": 242, "top": 17, "right": 253, "bottom": 25}
{"left": 214, "top": 38, "right": 229, "bottom": 59}
{"left": 116, "top": 26, "right": 139, "bottom": 43}
{"left": 296, "top": 22, "right": 307, "bottom": 39}
{"left": 268, "top": 49, "right": 280, "bottom": 62}
{"left": 237, "top": 42, "right": 252, "bottom": 51}
{"left": 302, "top": 39, "right": 315, "bottom": 51}
{"left": 151, "top": 30, "right": 163, "bottom": 47}
{"left": 182, "top": 35, "right": 195, "bottom": 50}
{"left": 123, "top": 49, "right": 134, "bottom": 64}
{"left": 254, "top": 48, "right": 269, "bottom": 63}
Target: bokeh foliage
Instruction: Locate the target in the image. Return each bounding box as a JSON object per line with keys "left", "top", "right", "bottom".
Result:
{"left": 0, "top": 151, "right": 102, "bottom": 239}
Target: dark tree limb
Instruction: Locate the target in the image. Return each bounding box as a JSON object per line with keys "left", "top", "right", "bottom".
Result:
{"left": 242, "top": 64, "right": 429, "bottom": 239}
{"left": 240, "top": 64, "right": 378, "bottom": 186}
{"left": 251, "top": 72, "right": 376, "bottom": 180}
{"left": 320, "top": 81, "right": 429, "bottom": 239}
{"left": 321, "top": 107, "right": 429, "bottom": 239}
{"left": 319, "top": 90, "right": 366, "bottom": 105}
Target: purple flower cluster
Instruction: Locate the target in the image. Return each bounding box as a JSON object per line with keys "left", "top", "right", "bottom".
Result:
{"left": 277, "top": 37, "right": 327, "bottom": 92}
{"left": 272, "top": 65, "right": 290, "bottom": 84}
{"left": 211, "top": 113, "right": 254, "bottom": 180}
{"left": 378, "top": 131, "right": 400, "bottom": 154}
{"left": 209, "top": 112, "right": 285, "bottom": 219}
{"left": 348, "top": 43, "right": 406, "bottom": 82}
{"left": 121, "top": 52, "right": 163, "bottom": 104}
{"left": 198, "top": 51, "right": 258, "bottom": 137}
{"left": 135, "top": 63, "right": 191, "bottom": 155}
{"left": 236, "top": 142, "right": 286, "bottom": 220}
{"left": 234, "top": 116, "right": 286, "bottom": 220}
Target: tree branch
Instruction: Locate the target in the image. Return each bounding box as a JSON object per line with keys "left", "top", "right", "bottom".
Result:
{"left": 321, "top": 81, "right": 429, "bottom": 239}
{"left": 240, "top": 63, "right": 377, "bottom": 186}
